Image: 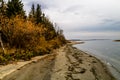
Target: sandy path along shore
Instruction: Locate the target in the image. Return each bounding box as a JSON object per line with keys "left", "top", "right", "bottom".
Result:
{"left": 50, "top": 46, "right": 68, "bottom": 80}
{"left": 51, "top": 45, "right": 115, "bottom": 80}
{"left": 2, "top": 44, "right": 116, "bottom": 80}
{"left": 2, "top": 53, "right": 56, "bottom": 80}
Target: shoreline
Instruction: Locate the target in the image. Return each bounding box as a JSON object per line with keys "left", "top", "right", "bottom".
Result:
{"left": 67, "top": 40, "right": 85, "bottom": 45}
{"left": 65, "top": 45, "right": 115, "bottom": 80}
{"left": 0, "top": 44, "right": 116, "bottom": 80}
{"left": 114, "top": 40, "right": 120, "bottom": 42}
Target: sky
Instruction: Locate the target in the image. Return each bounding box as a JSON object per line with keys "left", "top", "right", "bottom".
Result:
{"left": 11, "top": 0, "right": 120, "bottom": 39}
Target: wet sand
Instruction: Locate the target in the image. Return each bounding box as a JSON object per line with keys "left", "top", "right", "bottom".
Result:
{"left": 2, "top": 44, "right": 116, "bottom": 80}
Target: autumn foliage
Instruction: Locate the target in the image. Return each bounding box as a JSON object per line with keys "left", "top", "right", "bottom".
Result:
{"left": 0, "top": 0, "right": 66, "bottom": 64}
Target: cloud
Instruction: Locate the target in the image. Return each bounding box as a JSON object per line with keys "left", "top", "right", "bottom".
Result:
{"left": 22, "top": 0, "right": 120, "bottom": 39}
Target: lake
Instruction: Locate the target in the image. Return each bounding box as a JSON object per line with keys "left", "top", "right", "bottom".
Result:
{"left": 74, "top": 40, "right": 120, "bottom": 80}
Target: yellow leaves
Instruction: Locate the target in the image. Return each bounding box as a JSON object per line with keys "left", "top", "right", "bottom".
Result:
{"left": 0, "top": 7, "right": 67, "bottom": 63}
{"left": 0, "top": 14, "right": 66, "bottom": 62}
{"left": 1, "top": 15, "right": 48, "bottom": 48}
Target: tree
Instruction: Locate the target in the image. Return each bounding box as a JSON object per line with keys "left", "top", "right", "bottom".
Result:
{"left": 35, "top": 4, "right": 42, "bottom": 24}
{"left": 29, "top": 4, "right": 35, "bottom": 22}
{"left": 29, "top": 4, "right": 43, "bottom": 24}
{"left": 0, "top": 0, "right": 4, "bottom": 12}
{"left": 6, "top": 0, "right": 25, "bottom": 18}
{"left": 29, "top": 4, "right": 35, "bottom": 18}
{"left": 0, "top": 0, "right": 7, "bottom": 30}
{"left": 0, "top": 0, "right": 6, "bottom": 15}
{"left": 31, "top": 4, "right": 35, "bottom": 16}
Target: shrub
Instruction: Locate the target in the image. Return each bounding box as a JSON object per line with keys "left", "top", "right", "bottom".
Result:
{"left": 2, "top": 16, "right": 47, "bottom": 49}
{"left": 0, "top": 15, "right": 66, "bottom": 63}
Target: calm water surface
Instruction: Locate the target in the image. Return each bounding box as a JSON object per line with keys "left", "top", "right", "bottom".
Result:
{"left": 74, "top": 40, "right": 120, "bottom": 80}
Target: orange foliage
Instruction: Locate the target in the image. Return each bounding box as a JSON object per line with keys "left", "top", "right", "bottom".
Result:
{"left": 2, "top": 16, "right": 47, "bottom": 49}
{"left": 0, "top": 15, "right": 66, "bottom": 63}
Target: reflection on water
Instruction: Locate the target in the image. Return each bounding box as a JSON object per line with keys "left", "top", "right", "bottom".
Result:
{"left": 74, "top": 40, "right": 120, "bottom": 80}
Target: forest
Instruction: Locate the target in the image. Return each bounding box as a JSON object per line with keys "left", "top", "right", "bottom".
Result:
{"left": 0, "top": 0, "right": 66, "bottom": 64}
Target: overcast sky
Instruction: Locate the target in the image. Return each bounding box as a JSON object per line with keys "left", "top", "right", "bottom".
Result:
{"left": 22, "top": 0, "right": 120, "bottom": 39}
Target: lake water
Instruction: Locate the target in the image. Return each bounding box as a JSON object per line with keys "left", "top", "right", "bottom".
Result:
{"left": 74, "top": 40, "right": 120, "bottom": 80}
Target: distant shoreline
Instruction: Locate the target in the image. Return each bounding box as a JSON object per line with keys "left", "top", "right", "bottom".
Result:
{"left": 114, "top": 40, "right": 120, "bottom": 42}
{"left": 67, "top": 40, "right": 85, "bottom": 45}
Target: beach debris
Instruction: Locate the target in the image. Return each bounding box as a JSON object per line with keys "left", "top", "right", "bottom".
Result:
{"left": 92, "top": 60, "right": 97, "bottom": 63}
{"left": 73, "top": 67, "right": 86, "bottom": 73}
{"left": 78, "top": 58, "right": 83, "bottom": 64}
{"left": 79, "top": 68, "right": 86, "bottom": 73}
{"left": 89, "top": 55, "right": 92, "bottom": 57}
{"left": 68, "top": 66, "right": 74, "bottom": 71}
{"left": 72, "top": 62, "right": 79, "bottom": 67}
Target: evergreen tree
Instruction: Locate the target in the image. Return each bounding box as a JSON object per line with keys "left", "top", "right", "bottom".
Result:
{"left": 35, "top": 4, "right": 42, "bottom": 24}
{"left": 6, "top": 0, "right": 25, "bottom": 18}
{"left": 29, "top": 4, "right": 35, "bottom": 22}
{"left": 0, "top": 0, "right": 3, "bottom": 14}
{"left": 29, "top": 4, "right": 35, "bottom": 18}
{"left": 0, "top": 0, "right": 6, "bottom": 15}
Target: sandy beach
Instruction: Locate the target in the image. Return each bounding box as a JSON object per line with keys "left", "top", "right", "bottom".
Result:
{"left": 51, "top": 45, "right": 115, "bottom": 80}
{"left": 1, "top": 44, "right": 116, "bottom": 80}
